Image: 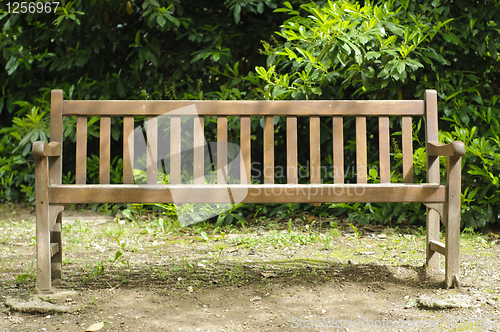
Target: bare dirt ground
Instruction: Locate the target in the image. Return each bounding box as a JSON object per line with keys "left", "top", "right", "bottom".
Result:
{"left": 1, "top": 202, "right": 500, "bottom": 332}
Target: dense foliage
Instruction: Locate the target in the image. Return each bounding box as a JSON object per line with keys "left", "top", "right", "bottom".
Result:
{"left": 1, "top": 0, "right": 499, "bottom": 229}
{"left": 0, "top": 0, "right": 304, "bottom": 199}
{"left": 254, "top": 0, "right": 500, "bottom": 229}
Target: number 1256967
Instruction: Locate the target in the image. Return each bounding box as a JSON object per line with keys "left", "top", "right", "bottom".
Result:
{"left": 7, "top": 2, "right": 60, "bottom": 14}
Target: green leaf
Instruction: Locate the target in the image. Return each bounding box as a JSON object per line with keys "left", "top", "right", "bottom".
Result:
{"left": 234, "top": 4, "right": 241, "bottom": 24}
{"left": 215, "top": 215, "right": 224, "bottom": 227}
{"left": 165, "top": 14, "right": 180, "bottom": 27}
{"left": 22, "top": 143, "right": 31, "bottom": 156}
{"left": 343, "top": 40, "right": 362, "bottom": 64}
{"left": 384, "top": 22, "right": 403, "bottom": 36}
{"left": 488, "top": 40, "right": 498, "bottom": 60}
{"left": 157, "top": 15, "right": 166, "bottom": 27}
{"left": 225, "top": 215, "right": 234, "bottom": 225}
{"left": 405, "top": 58, "right": 423, "bottom": 70}
{"left": 445, "top": 91, "right": 461, "bottom": 101}
{"left": 6, "top": 56, "right": 19, "bottom": 75}
{"left": 199, "top": 231, "right": 210, "bottom": 241}
{"left": 470, "top": 94, "right": 483, "bottom": 106}
{"left": 233, "top": 61, "right": 239, "bottom": 77}
{"left": 211, "top": 52, "right": 220, "bottom": 62}
{"left": 396, "top": 61, "right": 405, "bottom": 74}
{"left": 134, "top": 30, "right": 141, "bottom": 46}
{"left": 234, "top": 214, "right": 246, "bottom": 223}
{"left": 361, "top": 72, "right": 370, "bottom": 88}
{"left": 466, "top": 74, "right": 480, "bottom": 82}
{"left": 468, "top": 165, "right": 488, "bottom": 177}
{"left": 117, "top": 81, "right": 125, "bottom": 97}
{"left": 149, "top": 52, "right": 158, "bottom": 66}
{"left": 459, "top": 110, "right": 470, "bottom": 125}
{"left": 366, "top": 51, "right": 380, "bottom": 60}
{"left": 113, "top": 250, "right": 123, "bottom": 262}
{"left": 257, "top": 2, "right": 264, "bottom": 14}
{"left": 272, "top": 86, "right": 287, "bottom": 98}
{"left": 443, "top": 32, "right": 460, "bottom": 45}
{"left": 190, "top": 51, "right": 206, "bottom": 63}
{"left": 311, "top": 87, "right": 322, "bottom": 95}
{"left": 478, "top": 41, "right": 487, "bottom": 55}
{"left": 486, "top": 107, "right": 492, "bottom": 123}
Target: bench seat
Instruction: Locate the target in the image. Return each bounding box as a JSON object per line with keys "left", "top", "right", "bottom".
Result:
{"left": 48, "top": 184, "right": 446, "bottom": 204}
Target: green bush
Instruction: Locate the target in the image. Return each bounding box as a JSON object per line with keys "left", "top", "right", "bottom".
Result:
{"left": 0, "top": 0, "right": 306, "bottom": 201}
{"left": 253, "top": 0, "right": 500, "bottom": 228}
{"left": 1, "top": 0, "right": 499, "bottom": 230}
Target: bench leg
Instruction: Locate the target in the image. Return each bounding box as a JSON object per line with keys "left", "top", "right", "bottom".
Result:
{"left": 50, "top": 212, "right": 63, "bottom": 285}
{"left": 35, "top": 156, "right": 51, "bottom": 292}
{"left": 444, "top": 156, "right": 462, "bottom": 288}
{"left": 426, "top": 207, "right": 441, "bottom": 273}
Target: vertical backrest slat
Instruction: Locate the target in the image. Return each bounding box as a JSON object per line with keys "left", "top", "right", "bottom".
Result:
{"left": 402, "top": 116, "right": 414, "bottom": 183}
{"left": 379, "top": 116, "right": 390, "bottom": 183}
{"left": 146, "top": 116, "right": 158, "bottom": 184}
{"left": 193, "top": 116, "right": 205, "bottom": 184}
{"left": 263, "top": 116, "right": 274, "bottom": 184}
{"left": 286, "top": 116, "right": 298, "bottom": 184}
{"left": 217, "top": 116, "right": 228, "bottom": 184}
{"left": 240, "top": 116, "right": 251, "bottom": 184}
{"left": 50, "top": 90, "right": 63, "bottom": 184}
{"left": 123, "top": 116, "right": 134, "bottom": 184}
{"left": 332, "top": 116, "right": 344, "bottom": 184}
{"left": 356, "top": 116, "right": 367, "bottom": 183}
{"left": 310, "top": 116, "right": 321, "bottom": 183}
{"left": 425, "top": 90, "right": 439, "bottom": 184}
{"left": 170, "top": 116, "right": 180, "bottom": 184}
{"left": 75, "top": 116, "right": 87, "bottom": 184}
{"left": 99, "top": 117, "right": 111, "bottom": 184}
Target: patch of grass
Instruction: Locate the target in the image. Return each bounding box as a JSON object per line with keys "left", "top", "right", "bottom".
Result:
{"left": 0, "top": 232, "right": 10, "bottom": 244}
{"left": 219, "top": 265, "right": 248, "bottom": 285}
{"left": 349, "top": 223, "right": 361, "bottom": 239}
{"left": 63, "top": 220, "right": 91, "bottom": 245}
{"left": 82, "top": 261, "right": 107, "bottom": 283}
{"left": 15, "top": 260, "right": 36, "bottom": 286}
{"left": 321, "top": 228, "right": 341, "bottom": 250}
{"left": 104, "top": 225, "right": 127, "bottom": 239}
{"left": 230, "top": 231, "right": 320, "bottom": 248}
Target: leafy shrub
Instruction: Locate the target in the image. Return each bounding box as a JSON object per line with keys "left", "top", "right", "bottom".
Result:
{"left": 0, "top": 0, "right": 303, "bottom": 202}
{"left": 253, "top": 0, "right": 500, "bottom": 228}
{"left": 1, "top": 0, "right": 499, "bottom": 230}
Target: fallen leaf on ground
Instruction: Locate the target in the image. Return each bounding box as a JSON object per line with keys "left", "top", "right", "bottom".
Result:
{"left": 85, "top": 322, "right": 104, "bottom": 331}
{"left": 261, "top": 272, "right": 277, "bottom": 278}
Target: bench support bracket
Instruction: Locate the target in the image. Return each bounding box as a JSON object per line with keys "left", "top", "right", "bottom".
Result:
{"left": 49, "top": 206, "right": 64, "bottom": 284}
{"left": 423, "top": 203, "right": 447, "bottom": 226}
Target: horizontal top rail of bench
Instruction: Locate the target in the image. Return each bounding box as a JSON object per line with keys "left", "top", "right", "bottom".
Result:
{"left": 49, "top": 183, "right": 446, "bottom": 204}
{"left": 62, "top": 100, "right": 425, "bottom": 116}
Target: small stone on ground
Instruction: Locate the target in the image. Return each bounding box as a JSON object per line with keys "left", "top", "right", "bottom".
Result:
{"left": 417, "top": 294, "right": 472, "bottom": 309}
{"left": 6, "top": 290, "right": 82, "bottom": 314}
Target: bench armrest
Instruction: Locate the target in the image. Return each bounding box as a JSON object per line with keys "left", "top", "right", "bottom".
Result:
{"left": 427, "top": 141, "right": 465, "bottom": 157}
{"left": 33, "top": 141, "right": 61, "bottom": 158}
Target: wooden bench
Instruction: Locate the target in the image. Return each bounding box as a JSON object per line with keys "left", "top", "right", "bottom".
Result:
{"left": 33, "top": 89, "right": 465, "bottom": 292}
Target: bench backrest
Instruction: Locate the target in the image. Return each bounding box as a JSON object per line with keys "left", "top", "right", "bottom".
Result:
{"left": 48, "top": 90, "right": 440, "bottom": 186}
